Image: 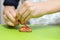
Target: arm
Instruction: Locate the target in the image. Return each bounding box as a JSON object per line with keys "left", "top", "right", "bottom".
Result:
{"left": 32, "top": 0, "right": 60, "bottom": 17}
{"left": 3, "top": 0, "right": 20, "bottom": 26}
{"left": 17, "top": 0, "right": 60, "bottom": 24}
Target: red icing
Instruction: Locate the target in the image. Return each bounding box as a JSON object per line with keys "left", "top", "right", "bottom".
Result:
{"left": 19, "top": 25, "right": 32, "bottom": 32}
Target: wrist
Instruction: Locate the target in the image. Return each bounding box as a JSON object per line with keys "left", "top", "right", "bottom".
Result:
{"left": 4, "top": 6, "right": 15, "bottom": 9}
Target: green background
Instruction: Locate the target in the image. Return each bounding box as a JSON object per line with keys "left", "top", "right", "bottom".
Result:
{"left": 0, "top": 24, "right": 60, "bottom": 40}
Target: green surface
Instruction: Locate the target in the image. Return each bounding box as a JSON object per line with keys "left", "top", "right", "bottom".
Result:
{"left": 0, "top": 24, "right": 60, "bottom": 40}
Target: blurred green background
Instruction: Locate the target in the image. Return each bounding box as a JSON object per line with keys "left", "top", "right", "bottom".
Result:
{"left": 0, "top": 24, "right": 60, "bottom": 40}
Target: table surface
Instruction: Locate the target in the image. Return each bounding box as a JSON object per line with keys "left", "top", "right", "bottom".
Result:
{"left": 0, "top": 24, "right": 60, "bottom": 40}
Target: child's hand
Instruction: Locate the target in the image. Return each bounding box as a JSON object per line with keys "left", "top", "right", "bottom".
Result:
{"left": 3, "top": 6, "right": 18, "bottom": 26}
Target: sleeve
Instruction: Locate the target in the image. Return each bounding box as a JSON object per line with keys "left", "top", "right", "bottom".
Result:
{"left": 3, "top": 0, "right": 20, "bottom": 9}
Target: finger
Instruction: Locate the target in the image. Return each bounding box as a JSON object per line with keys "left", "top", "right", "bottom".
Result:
{"left": 17, "top": 5, "right": 27, "bottom": 24}
{"left": 3, "top": 15, "right": 9, "bottom": 22}
{"left": 21, "top": 9, "right": 31, "bottom": 24}
{"left": 18, "top": 4, "right": 27, "bottom": 16}
{"left": 24, "top": 15, "right": 31, "bottom": 24}
{"left": 5, "top": 21, "right": 15, "bottom": 26}
{"left": 5, "top": 11, "right": 16, "bottom": 23}
{"left": 21, "top": 15, "right": 31, "bottom": 25}
{"left": 9, "top": 9, "right": 16, "bottom": 18}
{"left": 9, "top": 9, "right": 18, "bottom": 25}
{"left": 3, "top": 15, "right": 14, "bottom": 26}
{"left": 4, "top": 11, "right": 18, "bottom": 26}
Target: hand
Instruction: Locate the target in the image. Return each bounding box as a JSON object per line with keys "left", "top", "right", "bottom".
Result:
{"left": 3, "top": 6, "right": 18, "bottom": 27}
{"left": 17, "top": 0, "right": 60, "bottom": 24}
{"left": 17, "top": 1, "right": 45, "bottom": 24}
{"left": 17, "top": 1, "right": 32, "bottom": 24}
